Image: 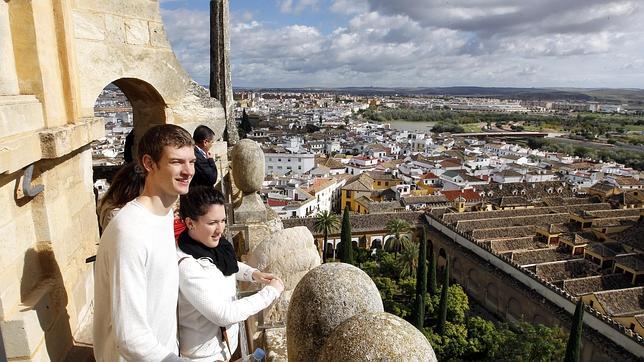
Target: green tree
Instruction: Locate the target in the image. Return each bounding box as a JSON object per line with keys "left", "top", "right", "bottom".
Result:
{"left": 437, "top": 258, "right": 450, "bottom": 334}
{"left": 495, "top": 323, "right": 566, "bottom": 362}
{"left": 339, "top": 207, "right": 354, "bottom": 264}
{"left": 412, "top": 228, "right": 428, "bottom": 329}
{"left": 314, "top": 210, "right": 340, "bottom": 263}
{"left": 428, "top": 247, "right": 438, "bottom": 295}
{"left": 239, "top": 108, "right": 252, "bottom": 138}
{"left": 564, "top": 299, "right": 585, "bottom": 362}
{"left": 384, "top": 218, "right": 411, "bottom": 255}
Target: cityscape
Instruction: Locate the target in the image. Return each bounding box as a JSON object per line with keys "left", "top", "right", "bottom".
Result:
{"left": 3, "top": 0, "right": 644, "bottom": 361}
{"left": 91, "top": 84, "right": 644, "bottom": 359}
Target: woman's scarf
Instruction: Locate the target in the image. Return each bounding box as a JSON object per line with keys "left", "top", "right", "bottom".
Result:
{"left": 178, "top": 230, "right": 239, "bottom": 276}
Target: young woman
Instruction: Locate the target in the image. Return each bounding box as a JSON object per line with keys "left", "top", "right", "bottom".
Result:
{"left": 177, "top": 186, "right": 284, "bottom": 361}
{"left": 96, "top": 162, "right": 145, "bottom": 231}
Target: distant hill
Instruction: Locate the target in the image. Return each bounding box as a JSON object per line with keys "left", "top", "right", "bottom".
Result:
{"left": 234, "top": 86, "right": 644, "bottom": 109}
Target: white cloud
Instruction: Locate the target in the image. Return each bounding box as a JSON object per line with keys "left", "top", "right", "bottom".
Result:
{"left": 161, "top": 1, "right": 644, "bottom": 88}
{"left": 330, "top": 0, "right": 369, "bottom": 15}
{"left": 278, "top": 0, "right": 320, "bottom": 14}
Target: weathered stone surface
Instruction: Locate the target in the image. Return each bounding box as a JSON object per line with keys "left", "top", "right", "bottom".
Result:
{"left": 0, "top": 2, "right": 19, "bottom": 95}
{"left": 72, "top": 10, "right": 105, "bottom": 41}
{"left": 265, "top": 327, "right": 288, "bottom": 362}
{"left": 38, "top": 117, "right": 104, "bottom": 159}
{"left": 318, "top": 312, "right": 438, "bottom": 362}
{"left": 286, "top": 263, "right": 384, "bottom": 362}
{"left": 149, "top": 21, "right": 167, "bottom": 47}
{"left": 104, "top": 14, "right": 126, "bottom": 43}
{"left": 231, "top": 139, "right": 264, "bottom": 194}
{"left": 124, "top": 18, "right": 149, "bottom": 45}
{"left": 171, "top": 81, "right": 226, "bottom": 140}
{"left": 247, "top": 226, "right": 320, "bottom": 324}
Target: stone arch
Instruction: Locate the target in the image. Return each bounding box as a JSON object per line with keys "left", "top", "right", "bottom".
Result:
{"left": 532, "top": 314, "right": 547, "bottom": 325}
{"left": 438, "top": 248, "right": 447, "bottom": 273}
{"left": 371, "top": 238, "right": 382, "bottom": 249}
{"left": 466, "top": 268, "right": 481, "bottom": 293}
{"left": 358, "top": 235, "right": 367, "bottom": 249}
{"left": 108, "top": 78, "right": 168, "bottom": 157}
{"left": 506, "top": 297, "right": 523, "bottom": 321}
{"left": 451, "top": 256, "right": 463, "bottom": 279}
{"left": 485, "top": 282, "right": 499, "bottom": 313}
{"left": 325, "top": 242, "right": 334, "bottom": 258}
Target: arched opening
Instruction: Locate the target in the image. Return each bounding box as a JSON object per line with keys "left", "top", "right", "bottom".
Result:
{"left": 438, "top": 248, "right": 447, "bottom": 273}
{"left": 91, "top": 78, "right": 166, "bottom": 172}
{"left": 358, "top": 235, "right": 367, "bottom": 249}
{"left": 371, "top": 238, "right": 382, "bottom": 249}
{"left": 506, "top": 297, "right": 523, "bottom": 322}
{"left": 485, "top": 282, "right": 499, "bottom": 314}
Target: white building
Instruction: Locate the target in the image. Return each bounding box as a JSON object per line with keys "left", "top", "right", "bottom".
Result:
{"left": 265, "top": 150, "right": 316, "bottom": 176}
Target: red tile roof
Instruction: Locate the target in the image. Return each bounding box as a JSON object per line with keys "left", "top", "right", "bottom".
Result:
{"left": 441, "top": 188, "right": 482, "bottom": 202}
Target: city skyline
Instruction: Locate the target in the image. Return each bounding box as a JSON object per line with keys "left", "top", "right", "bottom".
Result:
{"left": 160, "top": 0, "right": 644, "bottom": 89}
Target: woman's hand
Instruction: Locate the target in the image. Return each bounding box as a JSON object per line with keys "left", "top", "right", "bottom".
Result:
{"left": 252, "top": 270, "right": 276, "bottom": 284}
{"left": 268, "top": 278, "right": 285, "bottom": 294}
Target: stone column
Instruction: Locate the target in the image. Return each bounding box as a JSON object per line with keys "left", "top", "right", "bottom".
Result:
{"left": 0, "top": 0, "right": 20, "bottom": 95}
{"left": 209, "top": 0, "right": 238, "bottom": 144}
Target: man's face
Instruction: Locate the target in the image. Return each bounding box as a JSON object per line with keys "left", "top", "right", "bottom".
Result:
{"left": 147, "top": 145, "right": 196, "bottom": 197}
{"left": 199, "top": 138, "right": 213, "bottom": 153}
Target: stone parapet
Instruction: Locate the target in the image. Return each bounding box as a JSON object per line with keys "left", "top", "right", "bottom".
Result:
{"left": 38, "top": 117, "right": 104, "bottom": 159}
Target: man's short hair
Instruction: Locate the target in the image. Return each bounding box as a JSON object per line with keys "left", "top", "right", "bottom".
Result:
{"left": 193, "top": 125, "right": 215, "bottom": 143}
{"left": 138, "top": 124, "right": 194, "bottom": 163}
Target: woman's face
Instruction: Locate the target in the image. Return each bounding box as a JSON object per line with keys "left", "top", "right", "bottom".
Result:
{"left": 186, "top": 204, "right": 226, "bottom": 248}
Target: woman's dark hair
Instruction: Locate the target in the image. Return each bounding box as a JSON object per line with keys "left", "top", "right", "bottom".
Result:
{"left": 102, "top": 162, "right": 145, "bottom": 208}
{"left": 179, "top": 186, "right": 225, "bottom": 221}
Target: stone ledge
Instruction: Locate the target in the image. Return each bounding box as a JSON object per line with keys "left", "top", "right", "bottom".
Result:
{"left": 0, "top": 131, "right": 42, "bottom": 174}
{"left": 39, "top": 117, "right": 104, "bottom": 159}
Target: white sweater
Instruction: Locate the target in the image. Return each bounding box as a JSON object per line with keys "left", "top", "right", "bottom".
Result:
{"left": 93, "top": 200, "right": 180, "bottom": 362}
{"left": 177, "top": 250, "right": 280, "bottom": 362}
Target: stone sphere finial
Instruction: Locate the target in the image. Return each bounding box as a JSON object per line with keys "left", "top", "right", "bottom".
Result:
{"left": 318, "top": 312, "right": 438, "bottom": 362}
{"left": 231, "top": 139, "right": 264, "bottom": 194}
{"left": 286, "top": 263, "right": 383, "bottom": 362}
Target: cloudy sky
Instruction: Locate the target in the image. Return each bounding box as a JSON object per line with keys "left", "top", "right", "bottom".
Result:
{"left": 160, "top": 0, "right": 644, "bottom": 89}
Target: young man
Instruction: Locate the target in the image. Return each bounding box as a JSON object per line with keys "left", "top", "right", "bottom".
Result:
{"left": 190, "top": 125, "right": 218, "bottom": 189}
{"left": 93, "top": 124, "right": 195, "bottom": 361}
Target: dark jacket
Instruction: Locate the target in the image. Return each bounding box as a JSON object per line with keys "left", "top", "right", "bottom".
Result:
{"left": 191, "top": 146, "right": 218, "bottom": 188}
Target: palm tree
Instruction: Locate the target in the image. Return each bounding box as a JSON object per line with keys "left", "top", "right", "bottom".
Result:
{"left": 385, "top": 218, "right": 411, "bottom": 255}
{"left": 314, "top": 210, "right": 340, "bottom": 263}
{"left": 397, "top": 239, "right": 419, "bottom": 277}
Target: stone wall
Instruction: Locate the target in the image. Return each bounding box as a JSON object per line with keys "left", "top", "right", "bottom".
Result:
{"left": 0, "top": 148, "right": 97, "bottom": 361}
{"left": 426, "top": 216, "right": 643, "bottom": 361}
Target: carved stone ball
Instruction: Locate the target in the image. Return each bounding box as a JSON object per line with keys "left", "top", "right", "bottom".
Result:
{"left": 286, "top": 263, "right": 383, "bottom": 362}
{"left": 317, "top": 312, "right": 438, "bottom": 362}
{"left": 231, "top": 139, "right": 264, "bottom": 194}
{"left": 247, "top": 226, "right": 321, "bottom": 324}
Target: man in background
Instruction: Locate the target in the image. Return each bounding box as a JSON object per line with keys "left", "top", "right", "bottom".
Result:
{"left": 191, "top": 125, "right": 218, "bottom": 189}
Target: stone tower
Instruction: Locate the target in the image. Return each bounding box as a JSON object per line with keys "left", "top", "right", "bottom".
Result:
{"left": 0, "top": 1, "right": 225, "bottom": 360}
